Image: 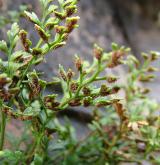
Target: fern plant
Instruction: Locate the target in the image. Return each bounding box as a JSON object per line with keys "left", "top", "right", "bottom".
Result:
{"left": 0, "top": 0, "right": 160, "bottom": 164}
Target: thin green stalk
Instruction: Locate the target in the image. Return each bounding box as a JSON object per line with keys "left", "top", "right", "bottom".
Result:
{"left": 74, "top": 68, "right": 84, "bottom": 97}
{"left": 39, "top": 95, "right": 49, "bottom": 118}
{"left": 75, "top": 60, "right": 102, "bottom": 97}
{"left": 7, "top": 43, "right": 14, "bottom": 76}
{"left": 84, "top": 61, "right": 103, "bottom": 85}
{"left": 0, "top": 42, "right": 13, "bottom": 150}
{"left": 16, "top": 57, "right": 35, "bottom": 87}
{"left": 94, "top": 77, "right": 106, "bottom": 81}
{"left": 67, "top": 80, "right": 72, "bottom": 98}
{"left": 60, "top": 61, "right": 104, "bottom": 109}
{"left": 36, "top": 38, "right": 43, "bottom": 48}
{"left": 0, "top": 111, "right": 6, "bottom": 150}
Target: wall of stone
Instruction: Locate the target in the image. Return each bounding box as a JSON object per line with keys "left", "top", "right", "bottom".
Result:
{"left": 0, "top": 0, "right": 160, "bottom": 128}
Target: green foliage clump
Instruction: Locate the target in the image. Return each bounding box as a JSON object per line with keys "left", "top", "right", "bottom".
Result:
{"left": 0, "top": 0, "right": 160, "bottom": 164}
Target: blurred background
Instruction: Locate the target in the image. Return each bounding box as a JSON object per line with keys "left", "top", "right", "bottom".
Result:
{"left": 0, "top": 0, "right": 160, "bottom": 137}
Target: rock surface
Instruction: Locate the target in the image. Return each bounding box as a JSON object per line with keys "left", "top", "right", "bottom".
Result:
{"left": 0, "top": 0, "right": 160, "bottom": 140}
{"left": 1, "top": 0, "right": 159, "bottom": 98}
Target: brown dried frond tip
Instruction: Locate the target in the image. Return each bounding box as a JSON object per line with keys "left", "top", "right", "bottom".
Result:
{"left": 59, "top": 70, "right": 67, "bottom": 81}
{"left": 65, "top": 5, "right": 77, "bottom": 17}
{"left": 19, "top": 30, "right": 31, "bottom": 52}
{"left": 66, "top": 17, "right": 80, "bottom": 33}
{"left": 75, "top": 56, "right": 82, "bottom": 71}
{"left": 108, "top": 50, "right": 124, "bottom": 68}
{"left": 107, "top": 76, "right": 118, "bottom": 83}
{"left": 67, "top": 69, "right": 74, "bottom": 80}
{"left": 0, "top": 74, "right": 11, "bottom": 88}
{"left": 69, "top": 99, "right": 81, "bottom": 106}
{"left": 82, "top": 87, "right": 91, "bottom": 96}
{"left": 99, "top": 85, "right": 110, "bottom": 96}
{"left": 114, "top": 103, "right": 128, "bottom": 122}
{"left": 83, "top": 98, "right": 91, "bottom": 107}
{"left": 35, "top": 24, "right": 49, "bottom": 42}
{"left": 93, "top": 44, "right": 103, "bottom": 60}
{"left": 70, "top": 82, "right": 79, "bottom": 93}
